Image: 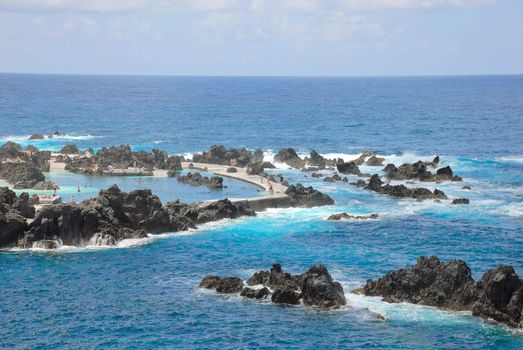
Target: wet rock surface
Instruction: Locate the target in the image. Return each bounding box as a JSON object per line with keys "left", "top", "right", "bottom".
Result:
{"left": 362, "top": 256, "right": 523, "bottom": 328}
{"left": 362, "top": 174, "right": 448, "bottom": 201}
{"left": 327, "top": 213, "right": 378, "bottom": 220}
{"left": 0, "top": 185, "right": 256, "bottom": 249}
{"left": 200, "top": 263, "right": 346, "bottom": 309}
{"left": 192, "top": 145, "right": 263, "bottom": 167}
{"left": 383, "top": 160, "right": 462, "bottom": 182}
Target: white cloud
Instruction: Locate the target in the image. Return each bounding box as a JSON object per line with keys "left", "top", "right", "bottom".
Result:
{"left": 323, "top": 13, "right": 382, "bottom": 41}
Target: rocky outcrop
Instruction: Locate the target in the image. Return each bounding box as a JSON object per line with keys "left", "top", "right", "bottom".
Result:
{"left": 304, "top": 150, "right": 336, "bottom": 169}
{"left": 60, "top": 144, "right": 80, "bottom": 154}
{"left": 452, "top": 198, "right": 470, "bottom": 205}
{"left": 32, "top": 181, "right": 59, "bottom": 190}
{"left": 2, "top": 185, "right": 256, "bottom": 249}
{"left": 199, "top": 276, "right": 244, "bottom": 293}
{"left": 323, "top": 174, "right": 348, "bottom": 183}
{"left": 383, "top": 161, "right": 462, "bottom": 182}
{"left": 363, "top": 175, "right": 448, "bottom": 201}
{"left": 177, "top": 172, "right": 224, "bottom": 189}
{"left": 285, "top": 184, "right": 334, "bottom": 207}
{"left": 301, "top": 265, "right": 346, "bottom": 308}
{"left": 274, "top": 148, "right": 304, "bottom": 168}
{"left": 200, "top": 263, "right": 345, "bottom": 309}
{"left": 336, "top": 162, "right": 365, "bottom": 176}
{"left": 65, "top": 145, "right": 183, "bottom": 175}
{"left": 0, "top": 142, "right": 50, "bottom": 172}
{"left": 0, "top": 162, "right": 45, "bottom": 189}
{"left": 28, "top": 134, "right": 45, "bottom": 140}
{"left": 366, "top": 156, "right": 385, "bottom": 166}
{"left": 363, "top": 256, "right": 476, "bottom": 310}
{"left": 327, "top": 213, "right": 378, "bottom": 221}
{"left": 11, "top": 192, "right": 35, "bottom": 219}
{"left": 472, "top": 266, "right": 523, "bottom": 328}
{"left": 192, "top": 145, "right": 262, "bottom": 167}
{"left": 361, "top": 256, "right": 523, "bottom": 329}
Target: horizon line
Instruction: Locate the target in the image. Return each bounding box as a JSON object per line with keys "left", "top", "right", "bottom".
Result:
{"left": 1, "top": 71, "right": 522, "bottom": 79}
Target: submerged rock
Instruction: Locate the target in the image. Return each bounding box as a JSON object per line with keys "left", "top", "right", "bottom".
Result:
{"left": 327, "top": 213, "right": 378, "bottom": 221}
{"left": 452, "top": 198, "right": 470, "bottom": 205}
{"left": 199, "top": 276, "right": 244, "bottom": 293}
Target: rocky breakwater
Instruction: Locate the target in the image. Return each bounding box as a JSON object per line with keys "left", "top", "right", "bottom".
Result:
{"left": 274, "top": 148, "right": 340, "bottom": 170}
{"left": 1, "top": 184, "right": 255, "bottom": 249}
{"left": 65, "top": 145, "right": 183, "bottom": 176}
{"left": 383, "top": 159, "right": 461, "bottom": 182}
{"left": 361, "top": 174, "right": 448, "bottom": 201}
{"left": 177, "top": 172, "right": 224, "bottom": 189}
{"left": 191, "top": 145, "right": 275, "bottom": 175}
{"left": 359, "top": 256, "right": 523, "bottom": 329}
{"left": 200, "top": 263, "right": 346, "bottom": 309}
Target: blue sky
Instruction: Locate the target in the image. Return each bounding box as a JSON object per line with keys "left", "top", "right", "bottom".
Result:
{"left": 0, "top": 0, "right": 521, "bottom": 76}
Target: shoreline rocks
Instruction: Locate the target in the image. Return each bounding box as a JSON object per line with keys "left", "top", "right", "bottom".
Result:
{"left": 285, "top": 184, "right": 334, "bottom": 207}
{"left": 383, "top": 161, "right": 462, "bottom": 182}
{"left": 177, "top": 172, "right": 224, "bottom": 189}
{"left": 200, "top": 263, "right": 346, "bottom": 309}
{"left": 362, "top": 174, "right": 448, "bottom": 201}
{"left": 327, "top": 213, "right": 378, "bottom": 221}
{"left": 65, "top": 144, "right": 183, "bottom": 176}
{"left": 360, "top": 256, "right": 523, "bottom": 329}
{"left": 1, "top": 184, "right": 256, "bottom": 249}
{"left": 192, "top": 145, "right": 263, "bottom": 167}
{"left": 0, "top": 162, "right": 45, "bottom": 189}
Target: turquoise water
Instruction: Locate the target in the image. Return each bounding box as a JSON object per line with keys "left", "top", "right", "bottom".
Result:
{"left": 1, "top": 74, "right": 523, "bottom": 348}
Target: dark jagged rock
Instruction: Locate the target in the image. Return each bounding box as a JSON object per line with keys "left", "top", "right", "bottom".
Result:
{"left": 337, "top": 162, "right": 363, "bottom": 176}
{"left": 361, "top": 256, "right": 523, "bottom": 329}
{"left": 65, "top": 145, "right": 183, "bottom": 175}
{"left": 241, "top": 287, "right": 271, "bottom": 299}
{"left": 305, "top": 150, "right": 336, "bottom": 169}
{"left": 195, "top": 199, "right": 255, "bottom": 224}
{"left": 226, "top": 167, "right": 237, "bottom": 173}
{"left": 311, "top": 173, "right": 323, "bottom": 178}
{"left": 0, "top": 211, "right": 27, "bottom": 246}
{"left": 463, "top": 186, "right": 472, "bottom": 190}
{"left": 177, "top": 172, "right": 224, "bottom": 189}
{"left": 285, "top": 184, "right": 334, "bottom": 207}
{"left": 60, "top": 144, "right": 80, "bottom": 154}
{"left": 327, "top": 213, "right": 378, "bottom": 221}
{"left": 383, "top": 161, "right": 461, "bottom": 182}
{"left": 363, "top": 256, "right": 476, "bottom": 310}
{"left": 0, "top": 187, "right": 16, "bottom": 206}
{"left": 274, "top": 148, "right": 304, "bottom": 168}
{"left": 0, "top": 142, "right": 50, "bottom": 172}
{"left": 363, "top": 174, "right": 448, "bottom": 201}
{"left": 202, "top": 263, "right": 345, "bottom": 309}
{"left": 472, "top": 266, "right": 523, "bottom": 328}
{"left": 28, "top": 134, "right": 45, "bottom": 140}
{"left": 199, "top": 276, "right": 244, "bottom": 293}
{"left": 323, "top": 174, "right": 347, "bottom": 183}
{"left": 192, "top": 145, "right": 260, "bottom": 167}
{"left": 271, "top": 289, "right": 301, "bottom": 305}
{"left": 246, "top": 162, "right": 264, "bottom": 175}
{"left": 366, "top": 155, "right": 385, "bottom": 166}
{"left": 301, "top": 265, "right": 346, "bottom": 308}
{"left": 351, "top": 179, "right": 367, "bottom": 188}
{"left": 452, "top": 198, "right": 470, "bottom": 205}
{"left": 11, "top": 192, "right": 35, "bottom": 219}
{"left": 0, "top": 162, "right": 45, "bottom": 189}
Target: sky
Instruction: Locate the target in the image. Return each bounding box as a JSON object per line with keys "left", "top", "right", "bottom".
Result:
{"left": 0, "top": 0, "right": 522, "bottom": 76}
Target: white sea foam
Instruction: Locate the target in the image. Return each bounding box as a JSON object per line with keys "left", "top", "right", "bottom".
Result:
{"left": 0, "top": 133, "right": 100, "bottom": 142}
{"left": 496, "top": 155, "right": 523, "bottom": 164}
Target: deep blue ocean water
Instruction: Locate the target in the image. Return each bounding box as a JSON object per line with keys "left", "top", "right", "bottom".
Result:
{"left": 1, "top": 74, "right": 523, "bottom": 349}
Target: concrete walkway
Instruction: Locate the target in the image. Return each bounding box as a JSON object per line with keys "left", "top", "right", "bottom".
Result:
{"left": 181, "top": 162, "right": 292, "bottom": 211}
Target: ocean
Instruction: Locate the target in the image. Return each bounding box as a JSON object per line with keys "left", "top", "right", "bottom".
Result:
{"left": 1, "top": 74, "right": 523, "bottom": 348}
